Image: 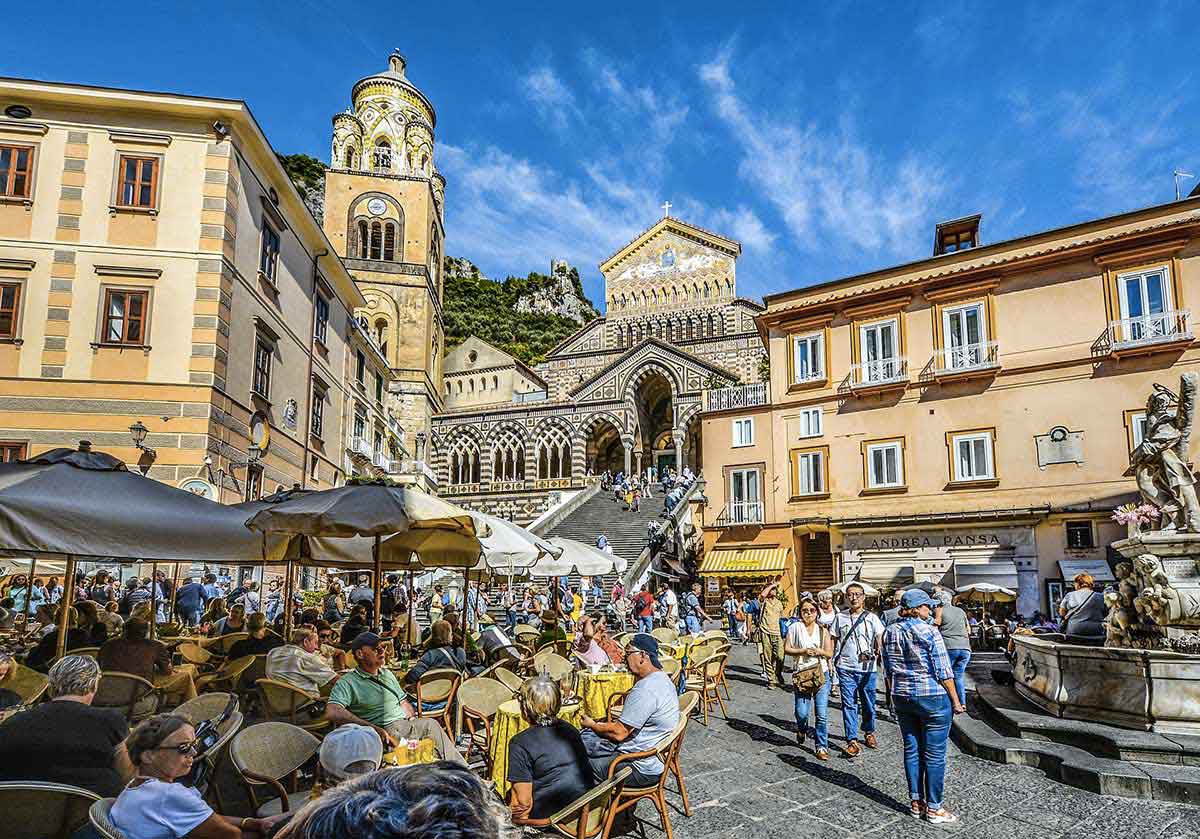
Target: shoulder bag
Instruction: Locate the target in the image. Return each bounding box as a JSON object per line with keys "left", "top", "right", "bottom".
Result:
{"left": 791, "top": 624, "right": 828, "bottom": 695}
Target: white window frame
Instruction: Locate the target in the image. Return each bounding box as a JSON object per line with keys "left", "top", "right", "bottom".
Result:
{"left": 728, "top": 467, "right": 762, "bottom": 523}
{"left": 859, "top": 318, "right": 900, "bottom": 382}
{"left": 866, "top": 441, "right": 904, "bottom": 489}
{"left": 799, "top": 407, "right": 822, "bottom": 438}
{"left": 794, "top": 450, "right": 825, "bottom": 496}
{"left": 1131, "top": 411, "right": 1148, "bottom": 449}
{"left": 1117, "top": 266, "right": 1172, "bottom": 322}
{"left": 792, "top": 332, "right": 824, "bottom": 383}
{"left": 942, "top": 302, "right": 987, "bottom": 369}
{"left": 950, "top": 431, "right": 995, "bottom": 482}
{"left": 732, "top": 417, "right": 754, "bottom": 448}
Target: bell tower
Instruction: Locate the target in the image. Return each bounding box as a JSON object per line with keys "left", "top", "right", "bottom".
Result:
{"left": 323, "top": 51, "right": 446, "bottom": 460}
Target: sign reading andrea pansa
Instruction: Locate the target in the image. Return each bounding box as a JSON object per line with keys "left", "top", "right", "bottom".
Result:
{"left": 840, "top": 526, "right": 1034, "bottom": 553}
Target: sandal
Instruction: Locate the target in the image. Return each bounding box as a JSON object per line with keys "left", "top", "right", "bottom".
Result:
{"left": 925, "top": 807, "right": 959, "bottom": 825}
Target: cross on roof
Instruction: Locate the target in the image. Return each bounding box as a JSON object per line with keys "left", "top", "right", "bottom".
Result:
{"left": 661, "top": 200, "right": 672, "bottom": 218}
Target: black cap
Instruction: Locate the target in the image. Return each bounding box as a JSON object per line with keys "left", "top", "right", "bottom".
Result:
{"left": 349, "top": 631, "right": 383, "bottom": 652}
{"left": 626, "top": 633, "right": 662, "bottom": 669}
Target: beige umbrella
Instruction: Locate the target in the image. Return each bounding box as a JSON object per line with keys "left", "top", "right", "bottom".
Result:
{"left": 954, "top": 582, "right": 1017, "bottom": 604}
{"left": 821, "top": 579, "right": 881, "bottom": 597}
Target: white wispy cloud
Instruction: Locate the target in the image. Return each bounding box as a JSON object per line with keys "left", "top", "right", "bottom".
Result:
{"left": 699, "top": 49, "right": 947, "bottom": 259}
{"left": 521, "top": 65, "right": 578, "bottom": 131}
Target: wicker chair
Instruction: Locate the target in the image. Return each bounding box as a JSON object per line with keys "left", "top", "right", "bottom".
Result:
{"left": 69, "top": 646, "right": 100, "bottom": 659}
{"left": 493, "top": 667, "right": 524, "bottom": 693}
{"left": 601, "top": 721, "right": 687, "bottom": 839}
{"left": 88, "top": 798, "right": 126, "bottom": 839}
{"left": 173, "top": 691, "right": 243, "bottom": 810}
{"left": 195, "top": 654, "right": 255, "bottom": 694}
{"left": 256, "top": 678, "right": 329, "bottom": 734}
{"left": 457, "top": 676, "right": 512, "bottom": 770}
{"left": 513, "top": 625, "right": 540, "bottom": 649}
{"left": 684, "top": 653, "right": 727, "bottom": 725}
{"left": 661, "top": 657, "right": 683, "bottom": 689}
{"left": 543, "top": 767, "right": 632, "bottom": 839}
{"left": 0, "top": 662, "right": 47, "bottom": 704}
{"left": 174, "top": 691, "right": 238, "bottom": 724}
{"left": 176, "top": 641, "right": 214, "bottom": 669}
{"left": 531, "top": 651, "right": 572, "bottom": 681}
{"left": 413, "top": 667, "right": 462, "bottom": 740}
{"left": 93, "top": 671, "right": 159, "bottom": 722}
{"left": 0, "top": 781, "right": 100, "bottom": 839}
{"left": 710, "top": 642, "right": 733, "bottom": 700}
{"left": 214, "top": 631, "right": 249, "bottom": 655}
{"left": 235, "top": 654, "right": 269, "bottom": 705}
{"left": 650, "top": 627, "right": 678, "bottom": 645}
{"left": 229, "top": 722, "right": 320, "bottom": 817}
{"left": 669, "top": 691, "right": 699, "bottom": 817}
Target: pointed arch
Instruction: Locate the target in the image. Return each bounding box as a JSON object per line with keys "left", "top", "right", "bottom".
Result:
{"left": 488, "top": 424, "right": 527, "bottom": 482}
{"left": 372, "top": 138, "right": 392, "bottom": 171}
{"left": 445, "top": 428, "right": 482, "bottom": 485}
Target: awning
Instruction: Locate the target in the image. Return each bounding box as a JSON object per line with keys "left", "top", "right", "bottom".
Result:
{"left": 1058, "top": 558, "right": 1115, "bottom": 583}
{"left": 699, "top": 546, "right": 789, "bottom": 578}
{"left": 856, "top": 563, "right": 914, "bottom": 588}
{"left": 954, "top": 560, "right": 1018, "bottom": 589}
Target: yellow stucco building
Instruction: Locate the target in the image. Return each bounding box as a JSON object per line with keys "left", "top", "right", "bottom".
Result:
{"left": 0, "top": 75, "right": 404, "bottom": 501}
{"left": 699, "top": 199, "right": 1200, "bottom": 617}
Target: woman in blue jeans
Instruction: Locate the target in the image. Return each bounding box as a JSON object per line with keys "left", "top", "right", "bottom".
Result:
{"left": 783, "top": 598, "right": 834, "bottom": 759}
{"left": 882, "top": 590, "right": 966, "bottom": 825}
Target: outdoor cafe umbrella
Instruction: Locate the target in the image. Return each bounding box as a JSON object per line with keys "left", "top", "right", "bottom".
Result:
{"left": 244, "top": 483, "right": 487, "bottom": 630}
{"left": 528, "top": 537, "right": 628, "bottom": 578}
{"left": 820, "top": 579, "right": 881, "bottom": 597}
{"left": 954, "top": 582, "right": 1017, "bottom": 604}
{"left": 0, "top": 443, "right": 292, "bottom": 657}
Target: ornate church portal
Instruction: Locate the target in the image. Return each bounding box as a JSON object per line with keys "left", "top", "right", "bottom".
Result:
{"left": 431, "top": 214, "right": 766, "bottom": 523}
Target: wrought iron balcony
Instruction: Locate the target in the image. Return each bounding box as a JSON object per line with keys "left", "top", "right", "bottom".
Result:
{"left": 348, "top": 436, "right": 373, "bottom": 460}
{"left": 1108, "top": 310, "right": 1192, "bottom": 351}
{"left": 849, "top": 358, "right": 908, "bottom": 390}
{"left": 932, "top": 342, "right": 999, "bottom": 375}
{"left": 705, "top": 382, "right": 769, "bottom": 412}
{"left": 715, "top": 500, "right": 764, "bottom": 527}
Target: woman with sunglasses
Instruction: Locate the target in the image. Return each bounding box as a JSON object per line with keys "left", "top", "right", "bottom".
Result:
{"left": 111, "top": 713, "right": 279, "bottom": 838}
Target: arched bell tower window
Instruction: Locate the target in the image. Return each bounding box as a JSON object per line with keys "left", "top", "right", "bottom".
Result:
{"left": 373, "top": 139, "right": 392, "bottom": 172}
{"left": 369, "top": 222, "right": 383, "bottom": 260}
{"left": 357, "top": 220, "right": 369, "bottom": 259}
{"left": 383, "top": 222, "right": 396, "bottom": 261}
{"left": 345, "top": 145, "right": 358, "bottom": 169}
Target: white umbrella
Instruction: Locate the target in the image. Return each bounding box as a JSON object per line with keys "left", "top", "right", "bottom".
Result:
{"left": 468, "top": 513, "right": 561, "bottom": 572}
{"left": 529, "top": 537, "right": 627, "bottom": 577}
{"left": 955, "top": 582, "right": 1016, "bottom": 604}
{"left": 820, "top": 579, "right": 881, "bottom": 597}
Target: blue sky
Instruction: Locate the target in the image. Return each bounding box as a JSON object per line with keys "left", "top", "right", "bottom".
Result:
{"left": 4, "top": 1, "right": 1196, "bottom": 309}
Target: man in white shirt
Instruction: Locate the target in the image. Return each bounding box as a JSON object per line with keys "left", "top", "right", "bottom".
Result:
{"left": 829, "top": 582, "right": 884, "bottom": 757}
{"left": 266, "top": 627, "right": 340, "bottom": 696}
{"left": 659, "top": 586, "right": 678, "bottom": 631}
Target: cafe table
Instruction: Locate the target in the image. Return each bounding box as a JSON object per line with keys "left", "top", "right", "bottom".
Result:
{"left": 573, "top": 668, "right": 635, "bottom": 720}
{"left": 489, "top": 696, "right": 584, "bottom": 797}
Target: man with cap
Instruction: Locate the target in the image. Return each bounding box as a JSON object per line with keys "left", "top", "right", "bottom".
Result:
{"left": 324, "top": 632, "right": 466, "bottom": 765}
{"left": 882, "top": 588, "right": 965, "bottom": 825}
{"left": 320, "top": 723, "right": 383, "bottom": 783}
{"left": 578, "top": 633, "right": 680, "bottom": 788}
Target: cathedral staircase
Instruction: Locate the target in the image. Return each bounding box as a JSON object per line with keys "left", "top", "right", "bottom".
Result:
{"left": 543, "top": 490, "right": 669, "bottom": 595}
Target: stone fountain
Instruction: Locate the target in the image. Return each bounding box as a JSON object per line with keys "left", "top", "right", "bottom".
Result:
{"left": 1012, "top": 373, "right": 1200, "bottom": 735}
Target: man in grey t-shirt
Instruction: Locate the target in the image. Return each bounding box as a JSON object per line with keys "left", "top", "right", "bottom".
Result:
{"left": 580, "top": 633, "right": 680, "bottom": 786}
{"left": 936, "top": 590, "right": 971, "bottom": 703}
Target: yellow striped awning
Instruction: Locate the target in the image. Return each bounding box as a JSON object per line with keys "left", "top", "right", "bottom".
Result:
{"left": 699, "top": 547, "right": 790, "bottom": 578}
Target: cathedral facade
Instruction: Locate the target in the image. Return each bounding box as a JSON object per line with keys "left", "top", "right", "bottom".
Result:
{"left": 431, "top": 216, "right": 766, "bottom": 522}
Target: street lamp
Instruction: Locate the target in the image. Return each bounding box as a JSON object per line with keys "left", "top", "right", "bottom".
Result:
{"left": 128, "top": 421, "right": 156, "bottom": 458}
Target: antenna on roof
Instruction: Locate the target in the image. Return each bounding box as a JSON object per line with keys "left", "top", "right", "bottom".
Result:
{"left": 1174, "top": 169, "right": 1194, "bottom": 201}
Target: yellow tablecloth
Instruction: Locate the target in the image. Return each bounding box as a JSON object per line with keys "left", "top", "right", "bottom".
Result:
{"left": 382, "top": 738, "right": 437, "bottom": 766}
{"left": 574, "top": 670, "right": 635, "bottom": 720}
{"left": 489, "top": 697, "right": 583, "bottom": 797}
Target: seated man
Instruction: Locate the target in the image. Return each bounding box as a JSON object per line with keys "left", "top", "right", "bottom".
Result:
{"left": 324, "top": 632, "right": 466, "bottom": 765}
{"left": 579, "top": 633, "right": 679, "bottom": 788}
{"left": 98, "top": 617, "right": 196, "bottom": 706}
{"left": 266, "top": 626, "right": 342, "bottom": 697}
{"left": 226, "top": 612, "right": 284, "bottom": 660}
{"left": 536, "top": 609, "right": 567, "bottom": 651}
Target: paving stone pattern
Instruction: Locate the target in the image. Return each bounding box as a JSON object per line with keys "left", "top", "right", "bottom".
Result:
{"left": 662, "top": 643, "right": 1200, "bottom": 838}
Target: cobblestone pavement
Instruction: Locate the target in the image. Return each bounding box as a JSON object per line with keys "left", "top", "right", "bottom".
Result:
{"left": 657, "top": 643, "right": 1200, "bottom": 839}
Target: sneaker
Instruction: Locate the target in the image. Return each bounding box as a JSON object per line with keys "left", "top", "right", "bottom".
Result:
{"left": 844, "top": 740, "right": 861, "bottom": 757}
{"left": 910, "top": 801, "right": 926, "bottom": 819}
{"left": 864, "top": 733, "right": 878, "bottom": 749}
{"left": 795, "top": 730, "right": 806, "bottom": 747}
{"left": 925, "top": 808, "right": 959, "bottom": 825}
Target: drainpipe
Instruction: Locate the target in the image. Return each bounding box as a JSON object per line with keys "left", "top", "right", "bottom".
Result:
{"left": 302, "top": 249, "right": 328, "bottom": 489}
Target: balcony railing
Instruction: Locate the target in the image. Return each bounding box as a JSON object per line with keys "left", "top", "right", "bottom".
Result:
{"left": 705, "top": 382, "right": 769, "bottom": 412}
{"left": 933, "top": 342, "right": 999, "bottom": 374}
{"left": 372, "top": 451, "right": 392, "bottom": 470}
{"left": 348, "top": 436, "right": 372, "bottom": 459}
{"left": 512, "top": 390, "right": 548, "bottom": 404}
{"left": 715, "top": 500, "right": 764, "bottom": 527}
{"left": 850, "top": 358, "right": 908, "bottom": 389}
{"left": 1108, "top": 310, "right": 1192, "bottom": 350}
{"left": 397, "top": 459, "right": 437, "bottom": 483}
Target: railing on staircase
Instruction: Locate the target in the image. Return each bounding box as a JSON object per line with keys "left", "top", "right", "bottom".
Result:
{"left": 621, "top": 480, "right": 705, "bottom": 592}
{"left": 528, "top": 481, "right": 601, "bottom": 536}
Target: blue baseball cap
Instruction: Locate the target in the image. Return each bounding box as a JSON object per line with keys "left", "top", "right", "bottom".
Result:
{"left": 900, "top": 589, "right": 939, "bottom": 610}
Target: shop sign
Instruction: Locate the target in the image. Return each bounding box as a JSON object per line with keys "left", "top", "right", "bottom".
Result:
{"left": 842, "top": 527, "right": 1029, "bottom": 553}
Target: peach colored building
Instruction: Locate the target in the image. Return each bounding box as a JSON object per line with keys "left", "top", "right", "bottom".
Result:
{"left": 699, "top": 199, "right": 1200, "bottom": 617}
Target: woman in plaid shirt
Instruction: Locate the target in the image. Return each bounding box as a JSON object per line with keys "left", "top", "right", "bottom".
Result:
{"left": 882, "top": 589, "right": 966, "bottom": 825}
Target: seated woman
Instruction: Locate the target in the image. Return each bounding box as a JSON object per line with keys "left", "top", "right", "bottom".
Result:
{"left": 508, "top": 675, "right": 594, "bottom": 826}
{"left": 199, "top": 597, "right": 227, "bottom": 635}
{"left": 111, "top": 713, "right": 278, "bottom": 838}
{"left": 338, "top": 604, "right": 370, "bottom": 646}
{"left": 213, "top": 603, "right": 246, "bottom": 637}
{"left": 404, "top": 621, "right": 467, "bottom": 711}
{"left": 572, "top": 616, "right": 610, "bottom": 667}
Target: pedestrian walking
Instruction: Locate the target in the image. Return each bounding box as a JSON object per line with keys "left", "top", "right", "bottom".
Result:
{"left": 757, "top": 579, "right": 785, "bottom": 688}
{"left": 936, "top": 590, "right": 971, "bottom": 705}
{"left": 830, "top": 582, "right": 884, "bottom": 756}
{"left": 883, "top": 589, "right": 966, "bottom": 824}
{"left": 681, "top": 583, "right": 709, "bottom": 636}
{"left": 784, "top": 597, "right": 833, "bottom": 759}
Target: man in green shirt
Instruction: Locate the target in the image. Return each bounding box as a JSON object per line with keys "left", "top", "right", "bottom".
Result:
{"left": 537, "top": 609, "right": 567, "bottom": 651}
{"left": 325, "top": 632, "right": 465, "bottom": 764}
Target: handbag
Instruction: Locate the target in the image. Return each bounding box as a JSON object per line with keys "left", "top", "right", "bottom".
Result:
{"left": 790, "top": 624, "right": 827, "bottom": 695}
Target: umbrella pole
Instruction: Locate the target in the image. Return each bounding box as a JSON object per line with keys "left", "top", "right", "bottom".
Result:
{"left": 282, "top": 561, "right": 295, "bottom": 640}
{"left": 55, "top": 555, "right": 76, "bottom": 661}
{"left": 24, "top": 556, "right": 35, "bottom": 618}
{"left": 406, "top": 569, "right": 414, "bottom": 652}
{"left": 150, "top": 562, "right": 158, "bottom": 640}
{"left": 168, "top": 562, "right": 181, "bottom": 626}
{"left": 373, "top": 534, "right": 383, "bottom": 633}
